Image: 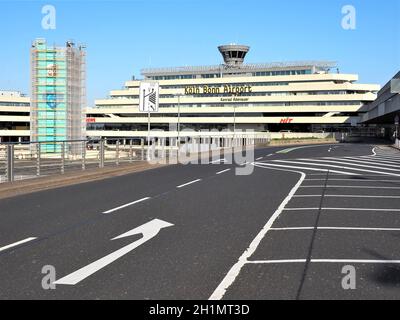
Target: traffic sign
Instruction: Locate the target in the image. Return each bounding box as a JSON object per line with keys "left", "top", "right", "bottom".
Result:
{"left": 139, "top": 82, "right": 159, "bottom": 113}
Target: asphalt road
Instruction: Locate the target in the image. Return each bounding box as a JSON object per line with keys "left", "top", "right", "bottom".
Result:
{"left": 1, "top": 142, "right": 400, "bottom": 300}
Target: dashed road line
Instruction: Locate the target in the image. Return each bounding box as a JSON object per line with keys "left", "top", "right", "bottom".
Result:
{"left": 103, "top": 197, "right": 151, "bottom": 214}
{"left": 210, "top": 159, "right": 227, "bottom": 164}
{"left": 0, "top": 237, "right": 37, "bottom": 253}
{"left": 216, "top": 169, "right": 231, "bottom": 175}
{"left": 177, "top": 179, "right": 202, "bottom": 189}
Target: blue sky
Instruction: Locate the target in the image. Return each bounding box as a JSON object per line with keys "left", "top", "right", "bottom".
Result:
{"left": 0, "top": 0, "right": 399, "bottom": 106}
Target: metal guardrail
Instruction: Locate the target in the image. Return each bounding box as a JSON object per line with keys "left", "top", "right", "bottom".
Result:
{"left": 0, "top": 138, "right": 148, "bottom": 184}
{"left": 0, "top": 135, "right": 271, "bottom": 184}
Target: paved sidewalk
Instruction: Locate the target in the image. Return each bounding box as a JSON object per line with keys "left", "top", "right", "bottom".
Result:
{"left": 0, "top": 161, "right": 167, "bottom": 200}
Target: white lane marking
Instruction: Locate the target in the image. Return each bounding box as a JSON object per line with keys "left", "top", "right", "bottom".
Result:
{"left": 177, "top": 179, "right": 202, "bottom": 189}
{"left": 284, "top": 208, "right": 400, "bottom": 212}
{"left": 305, "top": 179, "right": 400, "bottom": 182}
{"left": 307, "top": 173, "right": 359, "bottom": 176}
{"left": 247, "top": 259, "right": 307, "bottom": 264}
{"left": 103, "top": 197, "right": 151, "bottom": 214}
{"left": 311, "top": 259, "right": 400, "bottom": 264}
{"left": 216, "top": 169, "right": 231, "bottom": 175}
{"left": 301, "top": 185, "right": 400, "bottom": 189}
{"left": 0, "top": 237, "right": 37, "bottom": 253}
{"left": 270, "top": 227, "right": 400, "bottom": 231}
{"left": 54, "top": 219, "right": 174, "bottom": 285}
{"left": 316, "top": 158, "right": 400, "bottom": 170}
{"left": 363, "top": 157, "right": 400, "bottom": 164}
{"left": 247, "top": 259, "right": 400, "bottom": 265}
{"left": 337, "top": 157, "right": 400, "bottom": 168}
{"left": 294, "top": 195, "right": 400, "bottom": 199}
{"left": 210, "top": 159, "right": 227, "bottom": 164}
{"left": 364, "top": 153, "right": 400, "bottom": 159}
{"left": 276, "top": 144, "right": 338, "bottom": 154}
{"left": 255, "top": 162, "right": 355, "bottom": 175}
{"left": 296, "top": 158, "right": 400, "bottom": 173}
{"left": 370, "top": 154, "right": 400, "bottom": 159}
{"left": 307, "top": 174, "right": 400, "bottom": 178}
{"left": 267, "top": 154, "right": 274, "bottom": 157}
{"left": 373, "top": 152, "right": 400, "bottom": 156}
{"left": 356, "top": 156, "right": 400, "bottom": 165}
{"left": 209, "top": 168, "right": 306, "bottom": 301}
{"left": 256, "top": 157, "right": 263, "bottom": 161}
{"left": 273, "top": 160, "right": 400, "bottom": 177}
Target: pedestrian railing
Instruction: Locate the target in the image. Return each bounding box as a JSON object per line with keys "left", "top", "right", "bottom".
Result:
{"left": 0, "top": 134, "right": 271, "bottom": 183}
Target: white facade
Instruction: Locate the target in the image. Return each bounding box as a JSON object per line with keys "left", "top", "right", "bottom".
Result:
{"left": 0, "top": 91, "right": 30, "bottom": 142}
{"left": 87, "top": 46, "right": 380, "bottom": 138}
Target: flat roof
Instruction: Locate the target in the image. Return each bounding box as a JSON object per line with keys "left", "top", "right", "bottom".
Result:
{"left": 141, "top": 61, "right": 337, "bottom": 76}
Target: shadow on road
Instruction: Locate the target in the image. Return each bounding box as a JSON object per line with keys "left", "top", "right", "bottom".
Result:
{"left": 363, "top": 248, "right": 400, "bottom": 288}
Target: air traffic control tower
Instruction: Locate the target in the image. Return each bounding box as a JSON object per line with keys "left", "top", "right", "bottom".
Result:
{"left": 218, "top": 44, "right": 250, "bottom": 66}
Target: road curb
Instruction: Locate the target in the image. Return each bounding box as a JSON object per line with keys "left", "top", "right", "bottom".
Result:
{"left": 0, "top": 162, "right": 168, "bottom": 200}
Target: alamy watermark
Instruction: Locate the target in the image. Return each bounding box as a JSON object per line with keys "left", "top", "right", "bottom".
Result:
{"left": 341, "top": 5, "right": 356, "bottom": 30}
{"left": 145, "top": 127, "right": 259, "bottom": 176}
{"left": 41, "top": 265, "right": 56, "bottom": 290}
{"left": 42, "top": 5, "right": 56, "bottom": 30}
{"left": 341, "top": 265, "right": 356, "bottom": 290}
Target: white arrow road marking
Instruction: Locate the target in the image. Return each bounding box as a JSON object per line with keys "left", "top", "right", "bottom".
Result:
{"left": 54, "top": 219, "right": 173, "bottom": 286}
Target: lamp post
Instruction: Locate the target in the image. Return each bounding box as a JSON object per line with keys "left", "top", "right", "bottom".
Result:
{"left": 233, "top": 103, "right": 236, "bottom": 135}
{"left": 175, "top": 93, "right": 184, "bottom": 149}
{"left": 232, "top": 90, "right": 238, "bottom": 147}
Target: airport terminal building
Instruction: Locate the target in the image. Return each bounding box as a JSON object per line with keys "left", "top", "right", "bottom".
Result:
{"left": 87, "top": 45, "right": 380, "bottom": 138}
{"left": 0, "top": 91, "right": 30, "bottom": 143}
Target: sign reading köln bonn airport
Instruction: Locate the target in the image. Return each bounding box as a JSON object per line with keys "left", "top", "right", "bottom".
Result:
{"left": 139, "top": 82, "right": 160, "bottom": 113}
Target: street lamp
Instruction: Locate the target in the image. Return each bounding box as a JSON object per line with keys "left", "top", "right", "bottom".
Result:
{"left": 233, "top": 103, "right": 236, "bottom": 135}
{"left": 175, "top": 93, "right": 184, "bottom": 148}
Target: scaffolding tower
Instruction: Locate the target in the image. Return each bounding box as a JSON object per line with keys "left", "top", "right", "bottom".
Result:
{"left": 30, "top": 39, "right": 86, "bottom": 154}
